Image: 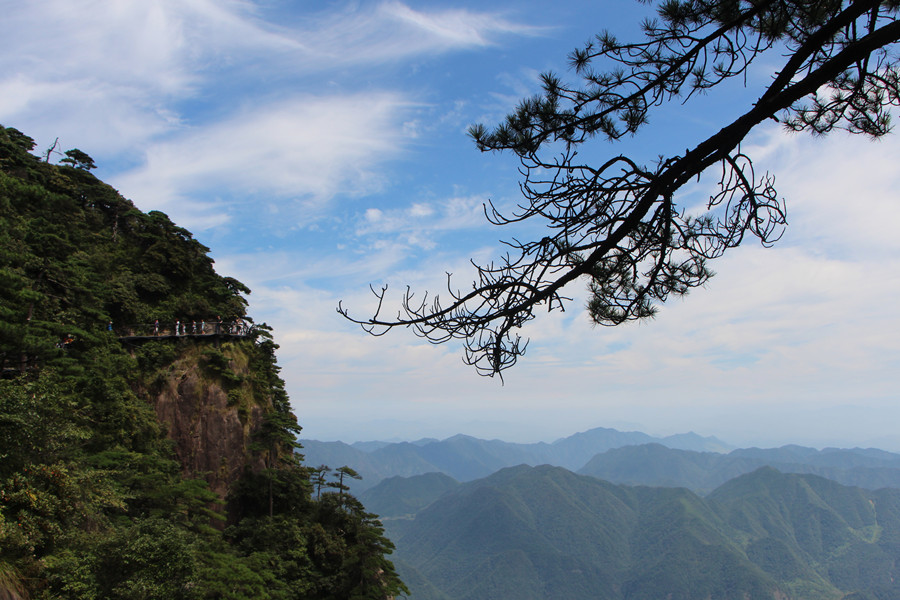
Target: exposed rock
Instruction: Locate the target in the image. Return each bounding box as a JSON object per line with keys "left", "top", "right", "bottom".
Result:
{"left": 151, "top": 344, "right": 267, "bottom": 502}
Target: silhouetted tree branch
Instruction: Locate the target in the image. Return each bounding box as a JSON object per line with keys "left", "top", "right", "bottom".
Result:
{"left": 340, "top": 0, "right": 900, "bottom": 377}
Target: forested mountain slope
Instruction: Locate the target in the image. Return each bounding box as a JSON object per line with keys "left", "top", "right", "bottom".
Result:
{"left": 359, "top": 472, "right": 460, "bottom": 518}
{"left": 0, "top": 126, "right": 406, "bottom": 599}
{"left": 387, "top": 465, "right": 900, "bottom": 600}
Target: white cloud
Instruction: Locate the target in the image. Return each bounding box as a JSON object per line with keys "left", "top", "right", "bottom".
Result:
{"left": 287, "top": 2, "right": 543, "bottom": 67}
{"left": 353, "top": 195, "right": 489, "bottom": 249}
{"left": 381, "top": 2, "right": 539, "bottom": 48}
{"left": 111, "top": 93, "right": 413, "bottom": 229}
{"left": 745, "top": 126, "right": 900, "bottom": 256}
{"left": 0, "top": 0, "right": 283, "bottom": 153}
{"left": 409, "top": 203, "right": 434, "bottom": 218}
{"left": 0, "top": 1, "right": 536, "bottom": 156}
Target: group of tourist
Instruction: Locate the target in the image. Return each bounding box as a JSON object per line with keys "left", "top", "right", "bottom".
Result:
{"left": 155, "top": 317, "right": 249, "bottom": 336}
{"left": 107, "top": 318, "right": 251, "bottom": 337}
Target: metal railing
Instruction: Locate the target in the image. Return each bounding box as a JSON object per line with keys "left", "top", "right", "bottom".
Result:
{"left": 114, "top": 319, "right": 253, "bottom": 339}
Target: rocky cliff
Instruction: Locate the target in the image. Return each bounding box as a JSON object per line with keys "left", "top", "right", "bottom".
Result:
{"left": 150, "top": 341, "right": 267, "bottom": 502}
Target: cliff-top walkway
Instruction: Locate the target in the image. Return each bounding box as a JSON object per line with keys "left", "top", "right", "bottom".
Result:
{"left": 1, "top": 320, "right": 254, "bottom": 378}
{"left": 115, "top": 320, "right": 253, "bottom": 342}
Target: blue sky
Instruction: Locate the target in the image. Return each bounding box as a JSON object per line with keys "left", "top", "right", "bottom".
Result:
{"left": 3, "top": 0, "right": 899, "bottom": 449}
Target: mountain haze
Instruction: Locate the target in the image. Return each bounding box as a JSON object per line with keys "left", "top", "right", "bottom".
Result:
{"left": 579, "top": 443, "right": 900, "bottom": 493}
{"left": 303, "top": 427, "right": 900, "bottom": 496}
{"left": 301, "top": 427, "right": 732, "bottom": 490}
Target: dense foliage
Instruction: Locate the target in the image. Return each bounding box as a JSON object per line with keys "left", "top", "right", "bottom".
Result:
{"left": 385, "top": 465, "right": 900, "bottom": 599}
{"left": 0, "top": 126, "right": 406, "bottom": 599}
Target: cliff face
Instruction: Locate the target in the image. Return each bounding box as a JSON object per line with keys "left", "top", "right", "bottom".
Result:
{"left": 132, "top": 340, "right": 273, "bottom": 503}
{"left": 152, "top": 350, "right": 265, "bottom": 501}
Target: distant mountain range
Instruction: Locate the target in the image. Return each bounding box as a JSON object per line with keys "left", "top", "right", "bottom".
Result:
{"left": 300, "top": 426, "right": 900, "bottom": 495}
{"left": 376, "top": 466, "right": 900, "bottom": 600}
{"left": 299, "top": 427, "right": 732, "bottom": 491}
{"left": 578, "top": 442, "right": 900, "bottom": 493}
{"left": 329, "top": 427, "right": 900, "bottom": 598}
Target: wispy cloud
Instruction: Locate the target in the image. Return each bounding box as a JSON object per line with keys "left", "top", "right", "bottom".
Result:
{"left": 284, "top": 2, "right": 543, "bottom": 67}
{"left": 380, "top": 2, "right": 541, "bottom": 48}
{"left": 111, "top": 93, "right": 414, "bottom": 229}
{"left": 354, "top": 195, "right": 489, "bottom": 249}
{"left": 0, "top": 0, "right": 282, "bottom": 153}
{"left": 745, "top": 125, "right": 900, "bottom": 256}
{"left": 0, "top": 1, "right": 537, "bottom": 154}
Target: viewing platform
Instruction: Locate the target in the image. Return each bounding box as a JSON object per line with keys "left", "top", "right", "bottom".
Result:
{"left": 115, "top": 320, "right": 253, "bottom": 342}
{"left": 1, "top": 321, "right": 254, "bottom": 378}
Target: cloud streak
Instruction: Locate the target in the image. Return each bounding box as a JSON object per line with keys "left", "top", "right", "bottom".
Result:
{"left": 111, "top": 93, "right": 414, "bottom": 228}
{"left": 278, "top": 2, "right": 543, "bottom": 67}
{"left": 0, "top": 2, "right": 537, "bottom": 148}
{"left": 355, "top": 195, "right": 490, "bottom": 250}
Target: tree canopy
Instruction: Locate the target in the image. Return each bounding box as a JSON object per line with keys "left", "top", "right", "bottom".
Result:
{"left": 0, "top": 125, "right": 407, "bottom": 599}
{"left": 341, "top": 0, "right": 900, "bottom": 376}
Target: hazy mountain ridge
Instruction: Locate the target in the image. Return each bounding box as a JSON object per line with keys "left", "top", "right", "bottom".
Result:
{"left": 313, "top": 427, "right": 900, "bottom": 598}
{"left": 385, "top": 465, "right": 900, "bottom": 599}
{"left": 302, "top": 427, "right": 900, "bottom": 495}
{"left": 579, "top": 443, "right": 900, "bottom": 493}
{"left": 300, "top": 427, "right": 732, "bottom": 491}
